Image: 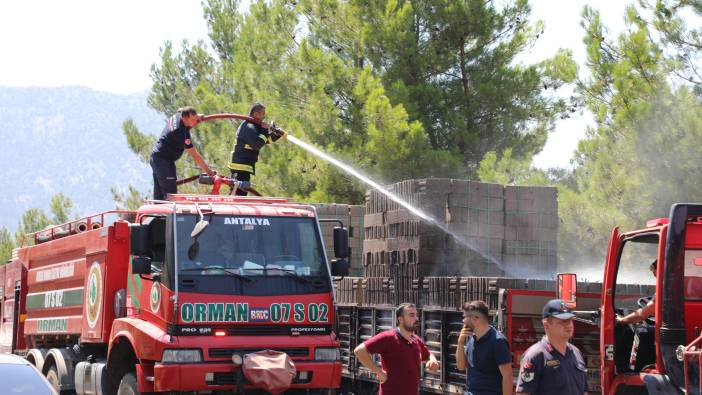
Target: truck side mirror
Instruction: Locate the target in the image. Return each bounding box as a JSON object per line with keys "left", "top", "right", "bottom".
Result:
{"left": 132, "top": 256, "right": 152, "bottom": 275}
{"left": 331, "top": 258, "right": 349, "bottom": 277}
{"left": 130, "top": 223, "right": 150, "bottom": 256}
{"left": 557, "top": 273, "right": 578, "bottom": 308}
{"left": 333, "top": 227, "right": 349, "bottom": 259}
{"left": 191, "top": 219, "right": 209, "bottom": 239}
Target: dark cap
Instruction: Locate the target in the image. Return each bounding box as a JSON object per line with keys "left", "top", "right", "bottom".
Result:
{"left": 542, "top": 299, "right": 575, "bottom": 320}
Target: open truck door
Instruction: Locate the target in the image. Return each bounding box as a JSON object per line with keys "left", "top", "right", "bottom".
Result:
{"left": 601, "top": 226, "right": 622, "bottom": 394}
{"left": 602, "top": 224, "right": 663, "bottom": 394}
{"left": 600, "top": 204, "right": 702, "bottom": 394}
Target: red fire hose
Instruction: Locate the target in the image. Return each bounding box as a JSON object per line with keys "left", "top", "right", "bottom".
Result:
{"left": 174, "top": 113, "right": 277, "bottom": 196}
{"left": 199, "top": 113, "right": 287, "bottom": 136}
{"left": 199, "top": 113, "right": 257, "bottom": 124}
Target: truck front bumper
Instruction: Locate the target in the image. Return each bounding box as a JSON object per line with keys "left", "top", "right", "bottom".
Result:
{"left": 152, "top": 361, "right": 342, "bottom": 392}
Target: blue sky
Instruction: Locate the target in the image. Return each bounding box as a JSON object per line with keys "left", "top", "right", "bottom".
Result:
{"left": 0, "top": 0, "right": 632, "bottom": 169}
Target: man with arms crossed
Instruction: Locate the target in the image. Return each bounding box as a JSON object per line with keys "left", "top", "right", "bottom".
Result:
{"left": 354, "top": 303, "right": 440, "bottom": 394}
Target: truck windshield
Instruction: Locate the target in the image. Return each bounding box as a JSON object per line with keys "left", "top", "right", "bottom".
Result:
{"left": 175, "top": 215, "right": 327, "bottom": 277}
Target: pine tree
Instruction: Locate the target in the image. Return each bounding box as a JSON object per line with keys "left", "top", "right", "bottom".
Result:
{"left": 556, "top": 5, "right": 702, "bottom": 264}
{"left": 49, "top": 193, "right": 73, "bottom": 224}
{"left": 121, "top": 0, "right": 573, "bottom": 203}
{"left": 0, "top": 227, "right": 13, "bottom": 264}
{"left": 15, "top": 208, "right": 51, "bottom": 246}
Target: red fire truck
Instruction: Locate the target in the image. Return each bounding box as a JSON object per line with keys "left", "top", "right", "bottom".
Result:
{"left": 572, "top": 203, "right": 702, "bottom": 394}
{"left": 1, "top": 193, "right": 349, "bottom": 394}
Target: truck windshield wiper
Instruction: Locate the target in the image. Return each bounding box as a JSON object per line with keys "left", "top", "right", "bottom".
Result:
{"left": 241, "top": 267, "right": 313, "bottom": 283}
{"left": 279, "top": 268, "right": 313, "bottom": 283}
{"left": 179, "top": 266, "right": 253, "bottom": 282}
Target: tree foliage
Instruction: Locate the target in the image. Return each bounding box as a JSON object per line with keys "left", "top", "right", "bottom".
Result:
{"left": 0, "top": 227, "right": 13, "bottom": 264}
{"left": 121, "top": 0, "right": 573, "bottom": 203}
{"left": 12, "top": 193, "right": 76, "bottom": 248}
{"left": 10, "top": 1, "right": 702, "bottom": 274}
{"left": 14, "top": 208, "right": 51, "bottom": 246}
{"left": 477, "top": 149, "right": 550, "bottom": 186}
{"left": 111, "top": 186, "right": 148, "bottom": 211}
{"left": 50, "top": 193, "right": 73, "bottom": 224}
{"left": 649, "top": 0, "right": 702, "bottom": 91}
{"left": 472, "top": 2, "right": 702, "bottom": 268}
{"left": 553, "top": 4, "right": 702, "bottom": 264}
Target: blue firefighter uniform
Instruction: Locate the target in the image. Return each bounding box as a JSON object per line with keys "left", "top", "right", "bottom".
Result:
{"left": 150, "top": 111, "right": 194, "bottom": 200}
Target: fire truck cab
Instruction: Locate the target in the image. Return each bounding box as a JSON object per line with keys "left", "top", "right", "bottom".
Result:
{"left": 579, "top": 203, "right": 702, "bottom": 394}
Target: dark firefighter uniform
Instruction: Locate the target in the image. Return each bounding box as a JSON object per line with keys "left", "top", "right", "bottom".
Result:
{"left": 228, "top": 121, "right": 282, "bottom": 195}
{"left": 515, "top": 336, "right": 588, "bottom": 394}
{"left": 150, "top": 111, "right": 193, "bottom": 200}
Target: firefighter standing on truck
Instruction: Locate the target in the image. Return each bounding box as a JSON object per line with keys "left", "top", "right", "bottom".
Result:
{"left": 228, "top": 103, "right": 286, "bottom": 196}
{"left": 150, "top": 106, "right": 214, "bottom": 200}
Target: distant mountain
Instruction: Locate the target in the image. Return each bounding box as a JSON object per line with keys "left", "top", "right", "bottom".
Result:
{"left": 0, "top": 86, "right": 164, "bottom": 233}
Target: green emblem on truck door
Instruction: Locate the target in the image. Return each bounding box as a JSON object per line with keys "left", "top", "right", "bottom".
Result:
{"left": 150, "top": 282, "right": 161, "bottom": 313}
{"left": 85, "top": 262, "right": 103, "bottom": 329}
{"left": 89, "top": 279, "right": 97, "bottom": 303}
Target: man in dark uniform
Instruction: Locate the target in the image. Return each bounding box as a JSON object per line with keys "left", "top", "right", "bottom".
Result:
{"left": 228, "top": 103, "right": 286, "bottom": 196}
{"left": 150, "top": 106, "right": 214, "bottom": 200}
{"left": 515, "top": 299, "right": 588, "bottom": 395}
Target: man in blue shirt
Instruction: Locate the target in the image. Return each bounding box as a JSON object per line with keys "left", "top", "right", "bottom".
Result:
{"left": 456, "top": 300, "right": 513, "bottom": 395}
{"left": 150, "top": 106, "right": 213, "bottom": 200}
{"left": 515, "top": 299, "right": 588, "bottom": 395}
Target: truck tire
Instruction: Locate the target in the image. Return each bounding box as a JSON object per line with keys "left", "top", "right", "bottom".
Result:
{"left": 26, "top": 348, "right": 49, "bottom": 372}
{"left": 46, "top": 365, "right": 61, "bottom": 393}
{"left": 117, "top": 372, "right": 139, "bottom": 395}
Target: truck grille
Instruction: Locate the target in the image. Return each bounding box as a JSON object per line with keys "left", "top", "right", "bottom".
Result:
{"left": 211, "top": 371, "right": 312, "bottom": 385}
{"left": 209, "top": 347, "right": 310, "bottom": 359}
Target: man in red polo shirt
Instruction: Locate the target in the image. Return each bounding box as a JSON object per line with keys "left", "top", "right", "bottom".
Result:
{"left": 354, "top": 303, "right": 440, "bottom": 394}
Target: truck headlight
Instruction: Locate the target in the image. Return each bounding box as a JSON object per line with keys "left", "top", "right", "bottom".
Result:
{"left": 314, "top": 347, "right": 340, "bottom": 361}
{"left": 161, "top": 349, "right": 202, "bottom": 363}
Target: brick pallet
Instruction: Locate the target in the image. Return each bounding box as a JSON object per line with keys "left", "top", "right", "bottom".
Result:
{"left": 363, "top": 179, "right": 558, "bottom": 281}
{"left": 502, "top": 185, "right": 558, "bottom": 277}
{"left": 335, "top": 277, "right": 363, "bottom": 305}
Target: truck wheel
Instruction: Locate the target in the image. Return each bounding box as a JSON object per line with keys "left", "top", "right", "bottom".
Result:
{"left": 117, "top": 372, "right": 139, "bottom": 395}
{"left": 46, "top": 366, "right": 61, "bottom": 393}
